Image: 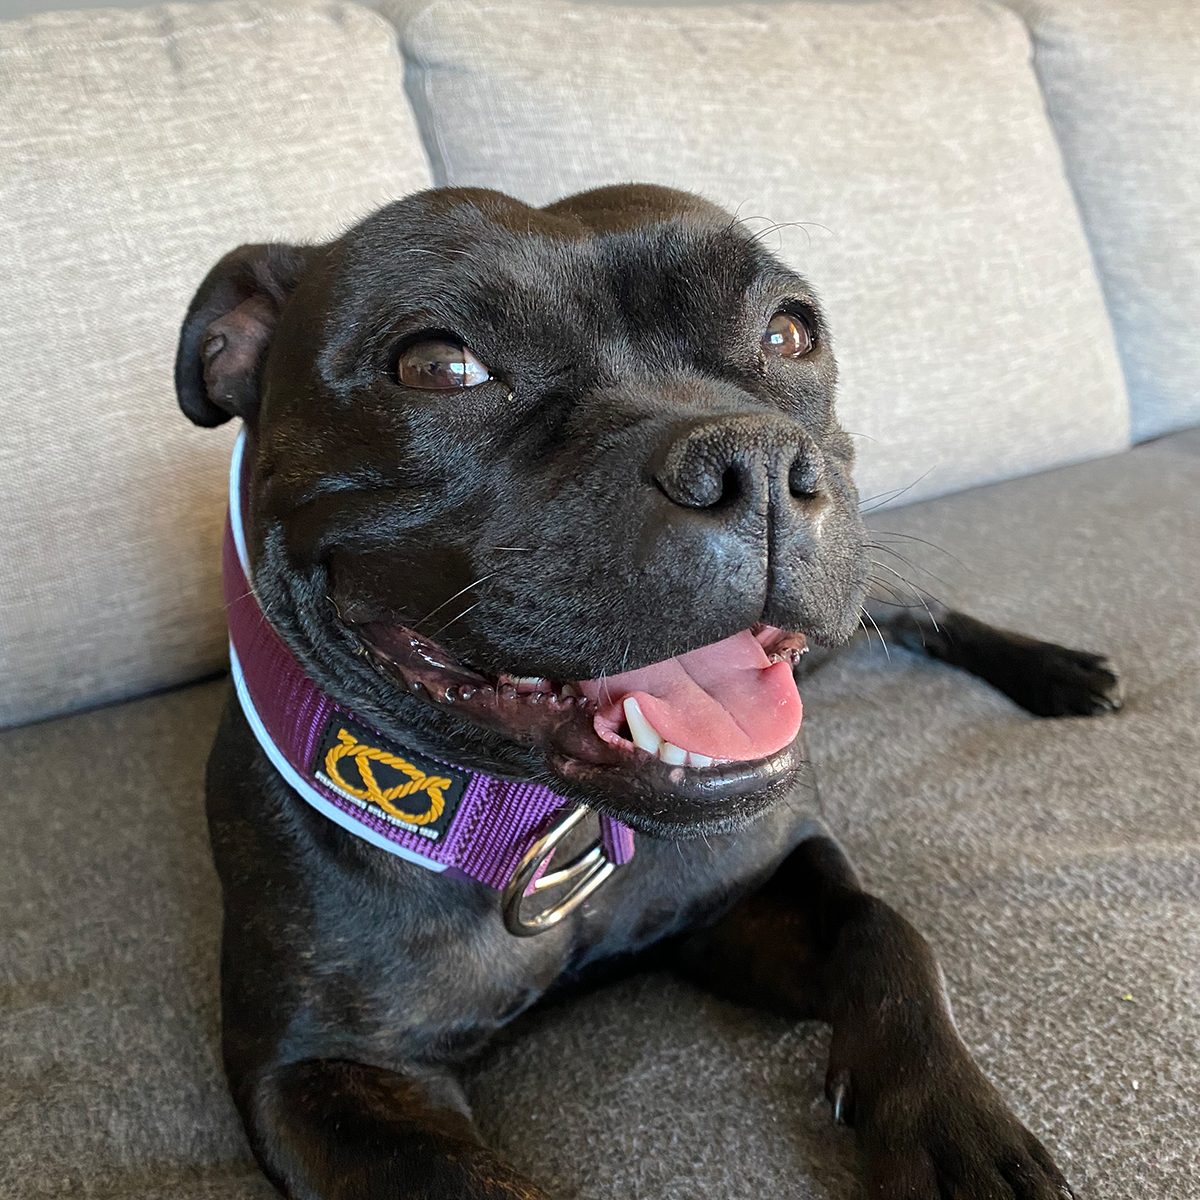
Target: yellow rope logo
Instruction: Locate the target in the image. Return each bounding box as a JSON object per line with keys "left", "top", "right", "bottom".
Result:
{"left": 323, "top": 728, "right": 451, "bottom": 825}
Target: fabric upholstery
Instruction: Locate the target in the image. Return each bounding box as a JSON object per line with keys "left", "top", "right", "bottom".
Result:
{"left": 1003, "top": 0, "right": 1200, "bottom": 442}
{"left": 0, "top": 0, "right": 432, "bottom": 729}
{"left": 3, "top": 428, "right": 1197, "bottom": 1198}
{"left": 0, "top": 680, "right": 270, "bottom": 1198}
{"left": 385, "top": 0, "right": 1131, "bottom": 510}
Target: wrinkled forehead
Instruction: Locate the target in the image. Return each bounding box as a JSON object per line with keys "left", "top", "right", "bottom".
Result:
{"left": 322, "top": 190, "right": 815, "bottom": 355}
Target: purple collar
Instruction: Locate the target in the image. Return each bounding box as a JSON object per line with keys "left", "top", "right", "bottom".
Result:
{"left": 223, "top": 432, "right": 634, "bottom": 902}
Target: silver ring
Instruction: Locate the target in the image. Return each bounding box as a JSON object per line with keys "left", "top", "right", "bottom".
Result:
{"left": 501, "top": 805, "right": 618, "bottom": 936}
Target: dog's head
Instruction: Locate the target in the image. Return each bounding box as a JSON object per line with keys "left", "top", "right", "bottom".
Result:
{"left": 177, "top": 185, "right": 868, "bottom": 837}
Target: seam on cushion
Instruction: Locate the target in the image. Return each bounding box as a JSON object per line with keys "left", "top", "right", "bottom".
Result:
{"left": 0, "top": 7, "right": 388, "bottom": 58}
{"left": 398, "top": 3, "right": 455, "bottom": 183}
{"left": 405, "top": 0, "right": 983, "bottom": 41}
{"left": 422, "top": 55, "right": 453, "bottom": 184}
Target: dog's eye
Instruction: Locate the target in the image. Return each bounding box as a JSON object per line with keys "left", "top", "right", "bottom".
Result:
{"left": 762, "top": 312, "right": 814, "bottom": 359}
{"left": 394, "top": 339, "right": 490, "bottom": 390}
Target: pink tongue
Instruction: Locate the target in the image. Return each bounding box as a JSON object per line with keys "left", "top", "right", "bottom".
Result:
{"left": 576, "top": 630, "right": 802, "bottom": 761}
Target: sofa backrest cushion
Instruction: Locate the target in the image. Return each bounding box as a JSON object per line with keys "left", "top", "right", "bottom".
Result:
{"left": 0, "top": 0, "right": 432, "bottom": 729}
{"left": 1004, "top": 0, "right": 1200, "bottom": 441}
{"left": 386, "top": 0, "right": 1130, "bottom": 510}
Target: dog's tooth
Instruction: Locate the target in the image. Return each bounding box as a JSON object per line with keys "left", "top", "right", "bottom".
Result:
{"left": 657, "top": 741, "right": 688, "bottom": 765}
{"left": 623, "top": 696, "right": 661, "bottom": 755}
{"left": 511, "top": 675, "right": 551, "bottom": 694}
{"left": 560, "top": 682, "right": 581, "bottom": 699}
{"left": 687, "top": 752, "right": 713, "bottom": 768}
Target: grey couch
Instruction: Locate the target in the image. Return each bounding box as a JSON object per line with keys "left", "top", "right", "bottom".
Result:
{"left": 2, "top": 1, "right": 1197, "bottom": 1197}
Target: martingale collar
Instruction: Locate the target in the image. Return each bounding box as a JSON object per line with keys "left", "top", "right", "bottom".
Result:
{"left": 223, "top": 431, "right": 634, "bottom": 929}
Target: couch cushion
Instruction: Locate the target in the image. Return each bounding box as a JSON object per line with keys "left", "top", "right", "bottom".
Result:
{"left": 385, "top": 0, "right": 1130, "bottom": 510}
{"left": 1003, "top": 0, "right": 1200, "bottom": 441}
{"left": 0, "top": 0, "right": 432, "bottom": 730}
{"left": 0, "top": 680, "right": 268, "bottom": 1197}
{"left": 4, "top": 429, "right": 1197, "bottom": 1198}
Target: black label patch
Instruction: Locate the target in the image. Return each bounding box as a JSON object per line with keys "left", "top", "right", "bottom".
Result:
{"left": 313, "top": 715, "right": 468, "bottom": 843}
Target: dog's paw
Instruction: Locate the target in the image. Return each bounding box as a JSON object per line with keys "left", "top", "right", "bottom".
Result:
{"left": 827, "top": 1059, "right": 1074, "bottom": 1200}
{"left": 1018, "top": 644, "right": 1124, "bottom": 718}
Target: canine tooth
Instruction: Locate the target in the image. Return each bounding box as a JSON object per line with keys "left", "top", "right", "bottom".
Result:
{"left": 623, "top": 696, "right": 661, "bottom": 755}
{"left": 687, "top": 752, "right": 713, "bottom": 768}
{"left": 561, "top": 682, "right": 581, "bottom": 699}
{"left": 658, "top": 741, "right": 688, "bottom": 765}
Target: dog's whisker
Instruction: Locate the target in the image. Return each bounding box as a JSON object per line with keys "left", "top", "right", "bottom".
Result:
{"left": 868, "top": 560, "right": 942, "bottom": 632}
{"left": 864, "top": 541, "right": 954, "bottom": 595}
{"left": 860, "top": 605, "right": 891, "bottom": 661}
{"left": 865, "top": 575, "right": 913, "bottom": 608}
{"left": 859, "top": 467, "right": 936, "bottom": 513}
{"left": 413, "top": 572, "right": 501, "bottom": 631}
{"left": 428, "top": 600, "right": 484, "bottom": 641}
{"left": 870, "top": 528, "right": 969, "bottom": 571}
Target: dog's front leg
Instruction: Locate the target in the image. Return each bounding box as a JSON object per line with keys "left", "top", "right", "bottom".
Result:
{"left": 866, "top": 598, "right": 1123, "bottom": 718}
{"left": 241, "top": 1057, "right": 548, "bottom": 1200}
{"left": 677, "top": 831, "right": 1073, "bottom": 1199}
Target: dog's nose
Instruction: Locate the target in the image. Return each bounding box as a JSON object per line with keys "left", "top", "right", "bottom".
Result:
{"left": 653, "top": 414, "right": 828, "bottom": 525}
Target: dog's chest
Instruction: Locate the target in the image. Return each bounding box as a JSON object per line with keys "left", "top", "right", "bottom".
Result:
{"left": 551, "top": 793, "right": 818, "bottom": 972}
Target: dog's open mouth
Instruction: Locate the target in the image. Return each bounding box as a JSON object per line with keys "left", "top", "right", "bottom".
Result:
{"left": 356, "top": 622, "right": 809, "bottom": 810}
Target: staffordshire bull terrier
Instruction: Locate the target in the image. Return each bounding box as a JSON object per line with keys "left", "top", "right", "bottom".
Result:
{"left": 176, "top": 184, "right": 1121, "bottom": 1199}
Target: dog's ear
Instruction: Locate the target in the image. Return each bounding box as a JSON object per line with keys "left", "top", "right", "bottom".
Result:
{"left": 175, "top": 243, "right": 315, "bottom": 427}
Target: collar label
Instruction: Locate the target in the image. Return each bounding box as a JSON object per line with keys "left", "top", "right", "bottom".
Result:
{"left": 313, "top": 714, "right": 468, "bottom": 843}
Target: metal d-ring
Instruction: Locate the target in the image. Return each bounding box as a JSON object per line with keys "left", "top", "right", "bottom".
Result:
{"left": 501, "top": 805, "right": 617, "bottom": 937}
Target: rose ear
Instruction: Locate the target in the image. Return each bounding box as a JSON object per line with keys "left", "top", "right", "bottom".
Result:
{"left": 175, "top": 243, "right": 315, "bottom": 427}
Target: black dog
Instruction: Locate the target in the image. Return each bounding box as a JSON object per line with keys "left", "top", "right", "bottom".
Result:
{"left": 176, "top": 184, "right": 1120, "bottom": 1199}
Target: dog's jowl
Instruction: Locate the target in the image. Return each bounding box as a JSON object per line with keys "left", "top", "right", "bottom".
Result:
{"left": 177, "top": 185, "right": 1118, "bottom": 1199}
